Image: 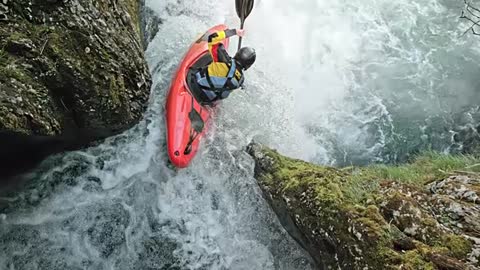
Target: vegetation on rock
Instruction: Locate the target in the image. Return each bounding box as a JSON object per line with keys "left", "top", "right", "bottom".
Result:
{"left": 247, "top": 143, "right": 480, "bottom": 269}
{"left": 0, "top": 0, "right": 151, "bottom": 135}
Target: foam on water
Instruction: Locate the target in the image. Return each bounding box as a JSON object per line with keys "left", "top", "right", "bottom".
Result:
{"left": 226, "top": 0, "right": 480, "bottom": 165}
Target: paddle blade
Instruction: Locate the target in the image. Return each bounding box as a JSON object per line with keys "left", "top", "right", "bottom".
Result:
{"left": 235, "top": 0, "right": 255, "bottom": 20}
{"left": 236, "top": 0, "right": 255, "bottom": 51}
{"left": 244, "top": 0, "right": 254, "bottom": 19}
{"left": 235, "top": 0, "right": 243, "bottom": 18}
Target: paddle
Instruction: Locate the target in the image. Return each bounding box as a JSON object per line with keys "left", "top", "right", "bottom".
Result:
{"left": 235, "top": 0, "right": 254, "bottom": 51}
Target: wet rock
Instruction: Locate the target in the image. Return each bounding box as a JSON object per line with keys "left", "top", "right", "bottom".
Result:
{"left": 247, "top": 142, "right": 480, "bottom": 269}
{"left": 5, "top": 38, "right": 36, "bottom": 57}
{"left": 429, "top": 176, "right": 480, "bottom": 204}
{"left": 0, "top": 3, "right": 7, "bottom": 13}
{"left": 392, "top": 234, "right": 416, "bottom": 251}
{"left": 0, "top": 0, "right": 152, "bottom": 135}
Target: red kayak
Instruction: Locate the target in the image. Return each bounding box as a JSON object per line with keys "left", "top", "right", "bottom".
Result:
{"left": 166, "top": 24, "right": 230, "bottom": 168}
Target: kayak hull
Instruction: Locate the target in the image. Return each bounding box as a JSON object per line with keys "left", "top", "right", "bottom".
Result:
{"left": 166, "top": 24, "right": 229, "bottom": 168}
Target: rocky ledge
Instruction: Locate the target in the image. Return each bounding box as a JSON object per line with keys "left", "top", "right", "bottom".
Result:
{"left": 0, "top": 0, "right": 151, "bottom": 135}
{"left": 247, "top": 142, "right": 480, "bottom": 270}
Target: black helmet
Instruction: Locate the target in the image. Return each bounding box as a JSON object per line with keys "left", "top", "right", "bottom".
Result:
{"left": 234, "top": 47, "right": 256, "bottom": 70}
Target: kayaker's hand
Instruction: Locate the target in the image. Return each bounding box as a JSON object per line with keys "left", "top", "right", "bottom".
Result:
{"left": 236, "top": 29, "right": 245, "bottom": 37}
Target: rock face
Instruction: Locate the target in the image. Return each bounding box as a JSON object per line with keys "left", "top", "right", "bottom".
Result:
{"left": 0, "top": 0, "right": 151, "bottom": 135}
{"left": 247, "top": 142, "right": 480, "bottom": 270}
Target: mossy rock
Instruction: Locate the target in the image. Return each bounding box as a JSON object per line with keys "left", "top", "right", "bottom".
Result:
{"left": 247, "top": 143, "right": 479, "bottom": 269}
{"left": 0, "top": 0, "right": 151, "bottom": 135}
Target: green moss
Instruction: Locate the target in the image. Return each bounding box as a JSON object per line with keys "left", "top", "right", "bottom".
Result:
{"left": 100, "top": 47, "right": 112, "bottom": 62}
{"left": 253, "top": 145, "right": 478, "bottom": 269}
{"left": 263, "top": 148, "right": 347, "bottom": 208}
{"left": 109, "top": 75, "right": 121, "bottom": 106}
{"left": 48, "top": 29, "right": 86, "bottom": 60}
{"left": 379, "top": 247, "right": 402, "bottom": 266}
{"left": 0, "top": 112, "right": 22, "bottom": 130}
{"left": 26, "top": 23, "right": 51, "bottom": 38}
{"left": 355, "top": 217, "right": 384, "bottom": 240}
{"left": 259, "top": 147, "right": 393, "bottom": 267}
{"left": 125, "top": 0, "right": 141, "bottom": 34}
{"left": 109, "top": 74, "right": 127, "bottom": 109}
{"left": 363, "top": 205, "right": 387, "bottom": 225}
{"left": 1, "top": 65, "right": 25, "bottom": 81}
{"left": 8, "top": 31, "right": 29, "bottom": 42}
{"left": 0, "top": 39, "right": 34, "bottom": 84}
{"left": 0, "top": 59, "right": 33, "bottom": 84}
{"left": 440, "top": 234, "right": 473, "bottom": 259}
{"left": 0, "top": 54, "right": 9, "bottom": 74}
{"left": 0, "top": 47, "right": 6, "bottom": 61}
{"left": 402, "top": 250, "right": 435, "bottom": 270}
{"left": 47, "top": 31, "right": 68, "bottom": 57}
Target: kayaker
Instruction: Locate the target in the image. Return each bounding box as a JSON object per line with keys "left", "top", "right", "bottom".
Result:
{"left": 191, "top": 28, "right": 256, "bottom": 104}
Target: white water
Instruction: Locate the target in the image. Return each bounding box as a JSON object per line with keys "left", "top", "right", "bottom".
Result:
{"left": 1, "top": 0, "right": 480, "bottom": 269}
{"left": 223, "top": 0, "right": 480, "bottom": 165}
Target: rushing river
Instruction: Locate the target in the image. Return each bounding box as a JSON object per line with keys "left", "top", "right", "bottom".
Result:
{"left": 1, "top": 0, "right": 479, "bottom": 269}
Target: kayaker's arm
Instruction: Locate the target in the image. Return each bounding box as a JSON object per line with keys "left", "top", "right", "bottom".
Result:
{"left": 207, "top": 29, "right": 240, "bottom": 62}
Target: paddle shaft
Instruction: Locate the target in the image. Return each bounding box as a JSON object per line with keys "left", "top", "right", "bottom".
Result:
{"left": 237, "top": 20, "right": 245, "bottom": 51}
{"left": 236, "top": 0, "right": 254, "bottom": 52}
